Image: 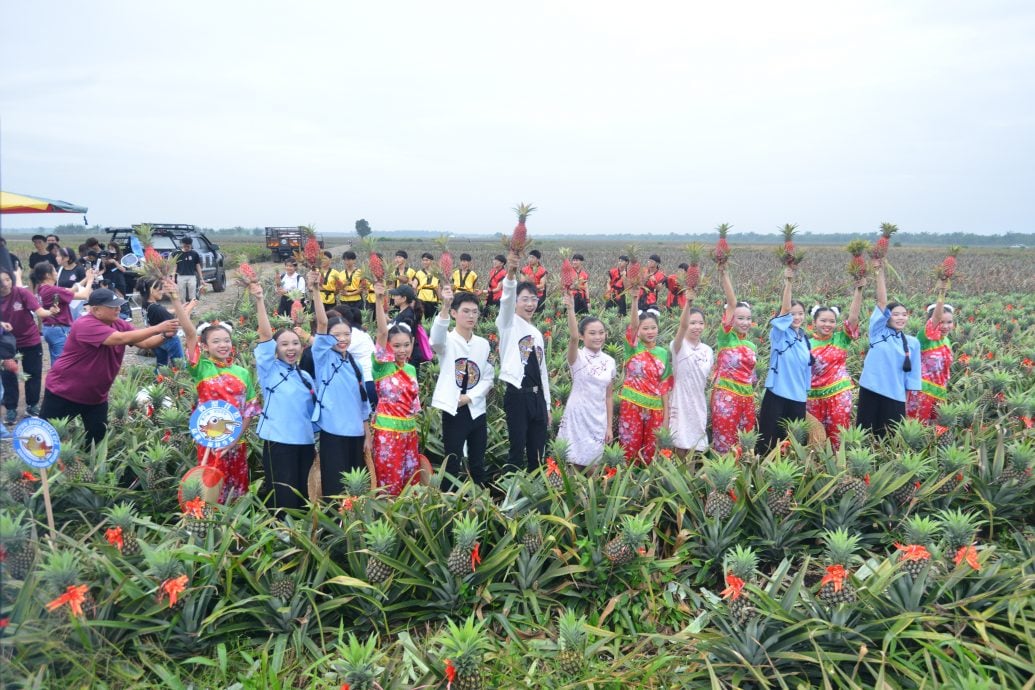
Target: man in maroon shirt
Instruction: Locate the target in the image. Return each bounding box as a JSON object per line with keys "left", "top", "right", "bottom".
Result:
{"left": 41, "top": 289, "right": 180, "bottom": 445}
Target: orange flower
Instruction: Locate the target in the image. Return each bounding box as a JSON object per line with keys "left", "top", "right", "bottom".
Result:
{"left": 105, "top": 526, "right": 124, "bottom": 552}
{"left": 340, "top": 496, "right": 355, "bottom": 513}
{"left": 21, "top": 471, "right": 38, "bottom": 483}
{"left": 659, "top": 448, "right": 673, "bottom": 459}
{"left": 161, "top": 430, "right": 172, "bottom": 443}
{"left": 46, "top": 584, "right": 89, "bottom": 617}
{"left": 470, "top": 542, "right": 482, "bottom": 572}
{"left": 820, "top": 564, "right": 847, "bottom": 592}
{"left": 546, "top": 457, "right": 560, "bottom": 476}
{"left": 863, "top": 473, "right": 870, "bottom": 486}
{"left": 894, "top": 543, "right": 931, "bottom": 561}
{"left": 603, "top": 466, "right": 617, "bottom": 480}
{"left": 958, "top": 353, "right": 971, "bottom": 364}
{"left": 159, "top": 574, "right": 188, "bottom": 608}
{"left": 341, "top": 684, "right": 350, "bottom": 690}
{"left": 444, "top": 658, "right": 457, "bottom": 685}
{"left": 182, "top": 496, "right": 206, "bottom": 519}
{"left": 721, "top": 572, "right": 745, "bottom": 600}
{"left": 155, "top": 374, "right": 165, "bottom": 383}
{"left": 727, "top": 489, "right": 738, "bottom": 502}
{"left": 779, "top": 439, "right": 791, "bottom": 456}
{"left": 985, "top": 352, "right": 995, "bottom": 360}
{"left": 954, "top": 545, "right": 980, "bottom": 570}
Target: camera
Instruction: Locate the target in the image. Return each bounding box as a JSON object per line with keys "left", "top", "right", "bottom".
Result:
{"left": 98, "top": 251, "right": 110, "bottom": 259}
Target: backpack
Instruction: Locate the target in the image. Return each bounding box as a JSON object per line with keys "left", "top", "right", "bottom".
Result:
{"left": 412, "top": 323, "right": 434, "bottom": 364}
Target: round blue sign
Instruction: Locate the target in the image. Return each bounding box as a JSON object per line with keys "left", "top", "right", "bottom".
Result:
{"left": 12, "top": 418, "right": 61, "bottom": 469}
{"left": 189, "top": 400, "right": 244, "bottom": 450}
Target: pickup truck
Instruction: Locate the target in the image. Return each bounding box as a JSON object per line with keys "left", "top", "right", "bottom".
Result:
{"left": 109, "top": 224, "right": 227, "bottom": 292}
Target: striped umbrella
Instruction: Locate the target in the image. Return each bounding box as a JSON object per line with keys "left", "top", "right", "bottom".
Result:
{"left": 1, "top": 190, "right": 88, "bottom": 215}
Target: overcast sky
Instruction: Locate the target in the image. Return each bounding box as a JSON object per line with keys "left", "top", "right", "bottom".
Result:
{"left": 1, "top": 1, "right": 1033, "bottom": 235}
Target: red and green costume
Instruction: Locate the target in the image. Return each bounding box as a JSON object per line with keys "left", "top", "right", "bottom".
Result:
{"left": 907, "top": 319, "right": 952, "bottom": 424}
{"left": 710, "top": 319, "right": 757, "bottom": 454}
{"left": 371, "top": 345, "right": 421, "bottom": 495}
{"left": 188, "top": 345, "right": 260, "bottom": 503}
{"left": 806, "top": 323, "right": 859, "bottom": 449}
{"left": 618, "top": 326, "right": 672, "bottom": 463}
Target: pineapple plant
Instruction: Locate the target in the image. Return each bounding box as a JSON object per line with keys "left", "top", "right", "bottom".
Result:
{"left": 935, "top": 245, "right": 962, "bottom": 281}
{"left": 869, "top": 222, "right": 898, "bottom": 260}
{"left": 3, "top": 459, "right": 38, "bottom": 503}
{"left": 363, "top": 518, "right": 397, "bottom": 584}
{"left": 837, "top": 425, "right": 867, "bottom": 450}
{"left": 722, "top": 545, "right": 758, "bottom": 624}
{"left": 934, "top": 403, "right": 958, "bottom": 448}
{"left": 981, "top": 370, "right": 1013, "bottom": 411}
{"left": 939, "top": 509, "right": 982, "bottom": 571}
{"left": 703, "top": 455, "right": 739, "bottom": 521}
{"left": 556, "top": 608, "right": 588, "bottom": 676}
{"left": 845, "top": 239, "right": 870, "bottom": 279}
{"left": 835, "top": 449, "right": 872, "bottom": 507}
{"left": 0, "top": 510, "right": 35, "bottom": 579}
{"left": 935, "top": 445, "right": 970, "bottom": 494}
{"left": 520, "top": 512, "right": 543, "bottom": 554}
{"left": 654, "top": 425, "right": 675, "bottom": 459}
{"left": 105, "top": 502, "right": 141, "bottom": 556}
{"left": 447, "top": 514, "right": 482, "bottom": 578}
{"left": 817, "top": 529, "right": 861, "bottom": 606}
{"left": 331, "top": 633, "right": 383, "bottom": 690}
{"left": 599, "top": 442, "right": 625, "bottom": 479}
{"left": 998, "top": 441, "right": 1035, "bottom": 484}
{"left": 710, "top": 223, "right": 733, "bottom": 266}
{"left": 894, "top": 418, "right": 931, "bottom": 452}
{"left": 509, "top": 202, "right": 535, "bottom": 255}
{"left": 545, "top": 437, "right": 570, "bottom": 490}
{"left": 441, "top": 616, "right": 491, "bottom": 690}
{"left": 896, "top": 515, "right": 939, "bottom": 580}
{"left": 736, "top": 429, "right": 760, "bottom": 462}
{"left": 40, "top": 550, "right": 93, "bottom": 618}
{"left": 775, "top": 223, "right": 804, "bottom": 267}
{"left": 603, "top": 514, "right": 652, "bottom": 566}
{"left": 269, "top": 573, "right": 296, "bottom": 600}
{"left": 343, "top": 467, "right": 373, "bottom": 497}
{"left": 179, "top": 479, "right": 214, "bottom": 539}
{"left": 60, "top": 444, "right": 95, "bottom": 483}
{"left": 889, "top": 452, "right": 931, "bottom": 506}
{"left": 145, "top": 548, "right": 188, "bottom": 610}
{"left": 782, "top": 417, "right": 812, "bottom": 448}
{"left": 763, "top": 458, "right": 801, "bottom": 517}
{"left": 684, "top": 242, "right": 703, "bottom": 290}
{"left": 140, "top": 441, "right": 173, "bottom": 490}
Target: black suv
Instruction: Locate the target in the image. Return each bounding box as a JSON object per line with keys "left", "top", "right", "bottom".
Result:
{"left": 108, "top": 224, "right": 227, "bottom": 292}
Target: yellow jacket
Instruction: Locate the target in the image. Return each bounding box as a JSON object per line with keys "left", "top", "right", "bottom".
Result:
{"left": 414, "top": 269, "right": 440, "bottom": 303}
{"left": 452, "top": 268, "right": 478, "bottom": 293}
{"left": 338, "top": 266, "right": 363, "bottom": 303}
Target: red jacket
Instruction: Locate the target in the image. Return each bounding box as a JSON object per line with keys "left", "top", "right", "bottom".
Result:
{"left": 607, "top": 267, "right": 625, "bottom": 298}
{"left": 521, "top": 264, "right": 547, "bottom": 298}
{"left": 487, "top": 267, "right": 507, "bottom": 301}
{"left": 638, "top": 269, "right": 666, "bottom": 306}
{"left": 665, "top": 274, "right": 686, "bottom": 308}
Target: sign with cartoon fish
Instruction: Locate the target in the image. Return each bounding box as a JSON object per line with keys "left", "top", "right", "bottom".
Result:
{"left": 189, "top": 400, "right": 244, "bottom": 450}
{"left": 12, "top": 418, "right": 61, "bottom": 469}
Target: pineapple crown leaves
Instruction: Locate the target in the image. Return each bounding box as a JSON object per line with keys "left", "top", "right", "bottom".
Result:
{"left": 901, "top": 515, "right": 941, "bottom": 546}
{"left": 362, "top": 519, "right": 398, "bottom": 555}
{"left": 40, "top": 549, "right": 84, "bottom": 589}
{"left": 685, "top": 242, "right": 704, "bottom": 264}
{"left": 821, "top": 528, "right": 862, "bottom": 567}
{"left": 548, "top": 436, "right": 571, "bottom": 463}
{"left": 0, "top": 510, "right": 31, "bottom": 543}
{"left": 341, "top": 467, "right": 372, "bottom": 497}
{"left": 331, "top": 632, "right": 385, "bottom": 686}
{"left": 715, "top": 222, "right": 733, "bottom": 237}
{"left": 845, "top": 239, "right": 871, "bottom": 257}
{"left": 618, "top": 514, "right": 654, "bottom": 547}
{"left": 556, "top": 608, "right": 588, "bottom": 649}
{"left": 142, "top": 544, "right": 186, "bottom": 581}
{"left": 723, "top": 545, "right": 759, "bottom": 580}
{"left": 703, "top": 455, "right": 739, "bottom": 490}
{"left": 879, "top": 222, "right": 899, "bottom": 238}
{"left": 937, "top": 508, "right": 983, "bottom": 541}
{"left": 780, "top": 223, "right": 799, "bottom": 241}
{"left": 451, "top": 513, "right": 482, "bottom": 547}
{"left": 557, "top": 246, "right": 572, "bottom": 259}
{"left": 894, "top": 451, "right": 933, "bottom": 478}
{"left": 440, "top": 615, "right": 491, "bottom": 668}
{"left": 106, "top": 502, "right": 138, "bottom": 529}
{"left": 764, "top": 458, "right": 803, "bottom": 489}
{"left": 513, "top": 202, "right": 537, "bottom": 221}
{"left": 134, "top": 223, "right": 154, "bottom": 247}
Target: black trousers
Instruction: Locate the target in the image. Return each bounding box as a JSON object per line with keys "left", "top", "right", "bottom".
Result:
{"left": 40, "top": 390, "right": 108, "bottom": 446}
{"left": 319, "top": 431, "right": 365, "bottom": 497}
{"left": 2, "top": 343, "right": 43, "bottom": 410}
{"left": 419, "top": 300, "right": 438, "bottom": 322}
{"left": 503, "top": 383, "right": 548, "bottom": 473}
{"left": 441, "top": 406, "right": 488, "bottom": 491}
{"left": 856, "top": 386, "right": 905, "bottom": 439}
{"left": 605, "top": 295, "right": 627, "bottom": 316}
{"left": 573, "top": 293, "right": 589, "bottom": 315}
{"left": 261, "top": 440, "right": 315, "bottom": 511}
{"left": 756, "top": 389, "right": 807, "bottom": 455}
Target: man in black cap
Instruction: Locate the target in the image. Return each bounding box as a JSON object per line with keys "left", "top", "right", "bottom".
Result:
{"left": 40, "top": 288, "right": 180, "bottom": 445}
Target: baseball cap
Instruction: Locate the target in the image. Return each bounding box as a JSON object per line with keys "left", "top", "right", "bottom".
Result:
{"left": 87, "top": 288, "right": 127, "bottom": 308}
{"left": 388, "top": 285, "right": 416, "bottom": 301}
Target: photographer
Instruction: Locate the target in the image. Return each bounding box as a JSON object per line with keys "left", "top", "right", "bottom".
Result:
{"left": 97, "top": 248, "right": 132, "bottom": 320}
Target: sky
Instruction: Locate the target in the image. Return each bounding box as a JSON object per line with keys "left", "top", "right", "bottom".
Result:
{"left": 1, "top": 1, "right": 1033, "bottom": 236}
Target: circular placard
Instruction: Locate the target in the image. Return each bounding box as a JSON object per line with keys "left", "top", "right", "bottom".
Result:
{"left": 189, "top": 400, "right": 243, "bottom": 450}
{"left": 12, "top": 418, "right": 61, "bottom": 469}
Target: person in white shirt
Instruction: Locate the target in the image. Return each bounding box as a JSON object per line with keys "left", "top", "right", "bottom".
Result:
{"left": 495, "top": 251, "right": 551, "bottom": 473}
{"left": 431, "top": 284, "right": 495, "bottom": 490}
{"left": 276, "top": 260, "right": 307, "bottom": 316}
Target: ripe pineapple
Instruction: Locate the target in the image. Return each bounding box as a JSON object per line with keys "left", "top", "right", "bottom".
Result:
{"left": 722, "top": 545, "right": 758, "bottom": 624}
{"left": 332, "top": 633, "right": 383, "bottom": 690}
{"left": 509, "top": 202, "right": 536, "bottom": 256}
{"left": 935, "top": 446, "right": 970, "bottom": 494}
{"left": 939, "top": 508, "right": 981, "bottom": 570}
{"left": 106, "top": 503, "right": 141, "bottom": 556}
{"left": 710, "top": 223, "right": 733, "bottom": 265}
{"left": 870, "top": 222, "right": 898, "bottom": 260}
{"left": 894, "top": 418, "right": 931, "bottom": 452}
{"left": 441, "top": 616, "right": 490, "bottom": 690}
{"left": 545, "top": 438, "right": 570, "bottom": 490}
{"left": 40, "top": 550, "right": 93, "bottom": 618}
{"left": 269, "top": 574, "right": 296, "bottom": 600}
{"left": 835, "top": 449, "right": 872, "bottom": 506}
{"left": 0, "top": 510, "right": 35, "bottom": 579}
{"left": 558, "top": 247, "right": 576, "bottom": 291}
{"left": 890, "top": 452, "right": 930, "bottom": 505}
{"left": 897, "top": 515, "right": 939, "bottom": 580}
{"left": 776, "top": 223, "right": 804, "bottom": 267}
{"left": 817, "top": 529, "right": 860, "bottom": 606}
{"left": 603, "top": 514, "right": 652, "bottom": 566}
{"left": 684, "top": 243, "right": 703, "bottom": 290}
{"left": 935, "top": 246, "right": 961, "bottom": 281}
{"left": 845, "top": 240, "right": 870, "bottom": 279}
{"left": 764, "top": 459, "right": 800, "bottom": 517}
{"left": 703, "top": 456, "right": 739, "bottom": 521}
{"left": 624, "top": 245, "right": 641, "bottom": 288}
{"left": 363, "top": 518, "right": 397, "bottom": 584}
{"left": 998, "top": 441, "right": 1035, "bottom": 484}
{"left": 447, "top": 514, "right": 481, "bottom": 578}
{"left": 3, "top": 460, "right": 38, "bottom": 503}
{"left": 556, "top": 608, "right": 588, "bottom": 676}
{"left": 521, "top": 513, "right": 543, "bottom": 554}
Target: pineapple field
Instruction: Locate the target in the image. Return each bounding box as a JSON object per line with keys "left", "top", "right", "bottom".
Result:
{"left": 2, "top": 238, "right": 1035, "bottom": 688}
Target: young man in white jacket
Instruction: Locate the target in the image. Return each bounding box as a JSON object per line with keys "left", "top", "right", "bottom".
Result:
{"left": 431, "top": 284, "right": 495, "bottom": 490}
{"left": 495, "top": 251, "right": 551, "bottom": 473}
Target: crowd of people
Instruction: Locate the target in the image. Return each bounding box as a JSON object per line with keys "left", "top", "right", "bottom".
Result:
{"left": 1, "top": 241, "right": 955, "bottom": 513}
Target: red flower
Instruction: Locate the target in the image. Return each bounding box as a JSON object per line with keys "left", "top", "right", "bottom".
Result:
{"left": 105, "top": 526, "right": 124, "bottom": 552}
{"left": 341, "top": 684, "right": 350, "bottom": 690}
{"left": 603, "top": 466, "right": 617, "bottom": 479}
{"left": 954, "top": 545, "right": 980, "bottom": 570}
{"left": 546, "top": 457, "right": 560, "bottom": 476}
{"left": 46, "top": 584, "right": 89, "bottom": 617}
{"left": 958, "top": 353, "right": 971, "bottom": 364}
{"left": 159, "top": 574, "right": 188, "bottom": 608}
{"left": 543, "top": 330, "right": 552, "bottom": 339}
{"left": 0, "top": 617, "right": 8, "bottom": 628}
{"left": 721, "top": 572, "right": 745, "bottom": 601}
{"left": 340, "top": 496, "right": 355, "bottom": 513}
{"left": 470, "top": 542, "right": 482, "bottom": 572}
{"left": 985, "top": 352, "right": 995, "bottom": 360}
{"left": 1022, "top": 358, "right": 1034, "bottom": 368}
{"left": 162, "top": 430, "right": 172, "bottom": 443}
{"left": 183, "top": 496, "right": 206, "bottom": 519}
{"left": 894, "top": 543, "right": 931, "bottom": 562}
{"left": 155, "top": 374, "right": 165, "bottom": 383}
{"left": 727, "top": 489, "right": 738, "bottom": 502}
{"left": 820, "top": 564, "right": 847, "bottom": 592}
{"left": 21, "top": 471, "right": 38, "bottom": 483}
{"left": 659, "top": 448, "right": 673, "bottom": 459}
{"left": 444, "top": 658, "right": 457, "bottom": 685}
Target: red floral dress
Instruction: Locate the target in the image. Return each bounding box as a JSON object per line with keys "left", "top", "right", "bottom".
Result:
{"left": 618, "top": 327, "right": 672, "bottom": 463}
{"left": 710, "top": 318, "right": 757, "bottom": 454}
{"left": 188, "top": 346, "right": 260, "bottom": 503}
{"left": 371, "top": 345, "right": 421, "bottom": 495}
{"left": 907, "top": 319, "right": 952, "bottom": 424}
{"left": 806, "top": 322, "right": 859, "bottom": 449}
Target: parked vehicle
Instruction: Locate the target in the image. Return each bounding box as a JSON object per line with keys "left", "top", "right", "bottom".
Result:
{"left": 108, "top": 224, "right": 227, "bottom": 292}
{"left": 266, "top": 226, "right": 325, "bottom": 262}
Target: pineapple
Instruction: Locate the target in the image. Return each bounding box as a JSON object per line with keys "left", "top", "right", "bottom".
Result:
{"left": 269, "top": 573, "right": 296, "bottom": 600}
{"left": 599, "top": 442, "right": 625, "bottom": 479}
{"left": 934, "top": 404, "right": 957, "bottom": 448}
{"left": 447, "top": 514, "right": 481, "bottom": 578}
{"left": 3, "top": 460, "right": 38, "bottom": 503}
{"left": 939, "top": 509, "right": 982, "bottom": 570}
{"left": 836, "top": 448, "right": 873, "bottom": 507}
{"left": 556, "top": 608, "right": 588, "bottom": 676}
{"left": 998, "top": 441, "right": 1035, "bottom": 484}
{"left": 897, "top": 515, "right": 939, "bottom": 580}
{"left": 890, "top": 453, "right": 930, "bottom": 505}
{"left": 141, "top": 441, "right": 172, "bottom": 490}
{"left": 441, "top": 616, "right": 490, "bottom": 690}
{"left": 870, "top": 222, "right": 898, "bottom": 260}
{"left": 145, "top": 548, "right": 187, "bottom": 610}
{"left": 40, "top": 550, "right": 93, "bottom": 618}
{"left": 936, "top": 446, "right": 970, "bottom": 494}
{"left": 106, "top": 503, "right": 141, "bottom": 556}
{"left": 653, "top": 426, "right": 675, "bottom": 459}
{"left": 545, "top": 438, "right": 570, "bottom": 490}
{"left": 61, "top": 444, "right": 95, "bottom": 484}
{"left": 520, "top": 513, "right": 543, "bottom": 554}
{"left": 710, "top": 223, "right": 733, "bottom": 266}
{"left": 722, "top": 545, "right": 758, "bottom": 624}
{"left": 764, "top": 459, "right": 800, "bottom": 517}
{"left": 509, "top": 202, "right": 536, "bottom": 256}
{"left": 736, "top": 429, "right": 760, "bottom": 462}
{"left": 894, "top": 418, "right": 931, "bottom": 452}
{"left": 624, "top": 245, "right": 641, "bottom": 289}
{"left": 703, "top": 456, "right": 739, "bottom": 521}
{"left": 845, "top": 240, "right": 870, "bottom": 279}
{"left": 782, "top": 417, "right": 812, "bottom": 448}
{"left": 982, "top": 371, "right": 1013, "bottom": 411}
{"left": 363, "top": 518, "right": 397, "bottom": 584}
{"left": 179, "top": 479, "right": 214, "bottom": 539}
{"left": 331, "top": 633, "right": 383, "bottom": 690}
{"left": 954, "top": 400, "right": 979, "bottom": 430}
{"left": 558, "top": 247, "right": 576, "bottom": 291}
{"left": 0, "top": 510, "right": 35, "bottom": 579}
{"left": 935, "top": 246, "right": 961, "bottom": 281}
{"left": 684, "top": 243, "right": 703, "bottom": 290}
{"left": 776, "top": 223, "right": 804, "bottom": 267}
{"left": 817, "top": 529, "right": 860, "bottom": 606}
{"left": 603, "top": 514, "right": 652, "bottom": 566}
